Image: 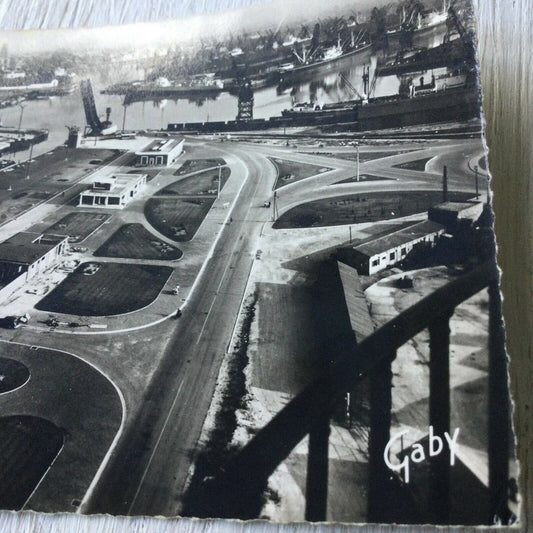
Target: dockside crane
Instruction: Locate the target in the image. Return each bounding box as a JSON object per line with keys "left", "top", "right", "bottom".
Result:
{"left": 444, "top": 0, "right": 476, "bottom": 63}
{"left": 337, "top": 66, "right": 375, "bottom": 102}
{"left": 338, "top": 72, "right": 365, "bottom": 101}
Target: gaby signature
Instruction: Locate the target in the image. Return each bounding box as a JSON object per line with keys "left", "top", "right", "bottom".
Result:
{"left": 384, "top": 426, "right": 460, "bottom": 483}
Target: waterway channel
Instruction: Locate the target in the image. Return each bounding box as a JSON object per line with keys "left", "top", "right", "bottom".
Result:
{"left": 0, "top": 25, "right": 446, "bottom": 158}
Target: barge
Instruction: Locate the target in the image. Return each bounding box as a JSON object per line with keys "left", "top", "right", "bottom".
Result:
{"left": 0, "top": 128, "right": 49, "bottom": 156}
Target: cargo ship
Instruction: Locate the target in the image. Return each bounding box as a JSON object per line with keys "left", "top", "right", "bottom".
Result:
{"left": 376, "top": 38, "right": 474, "bottom": 76}
{"left": 121, "top": 85, "right": 223, "bottom": 105}
{"left": 277, "top": 42, "right": 372, "bottom": 86}
{"left": 167, "top": 72, "right": 480, "bottom": 134}
{"left": 0, "top": 79, "right": 75, "bottom": 109}
{"left": 103, "top": 76, "right": 225, "bottom": 104}
{"left": 0, "top": 128, "right": 49, "bottom": 156}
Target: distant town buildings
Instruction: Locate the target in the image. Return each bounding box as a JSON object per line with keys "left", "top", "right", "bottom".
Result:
{"left": 78, "top": 173, "right": 147, "bottom": 209}
{"left": 0, "top": 232, "right": 68, "bottom": 301}
{"left": 135, "top": 137, "right": 184, "bottom": 167}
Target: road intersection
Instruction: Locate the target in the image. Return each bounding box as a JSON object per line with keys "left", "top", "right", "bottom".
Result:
{"left": 0, "top": 134, "right": 485, "bottom": 516}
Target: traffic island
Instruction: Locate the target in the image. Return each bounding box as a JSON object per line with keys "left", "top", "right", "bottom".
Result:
{"left": 0, "top": 357, "right": 30, "bottom": 393}
{"left": 269, "top": 157, "right": 332, "bottom": 190}
{"left": 274, "top": 191, "right": 473, "bottom": 229}
{"left": 94, "top": 223, "right": 182, "bottom": 260}
{"left": 161, "top": 167, "right": 230, "bottom": 196}
{"left": 144, "top": 197, "right": 217, "bottom": 242}
{"left": 0, "top": 416, "right": 63, "bottom": 510}
{"left": 35, "top": 262, "right": 172, "bottom": 316}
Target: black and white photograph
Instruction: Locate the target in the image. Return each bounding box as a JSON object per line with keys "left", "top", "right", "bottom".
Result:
{"left": 0, "top": 0, "right": 520, "bottom": 527}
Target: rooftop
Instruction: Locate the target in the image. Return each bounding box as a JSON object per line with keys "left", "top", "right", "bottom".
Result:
{"left": 0, "top": 232, "right": 68, "bottom": 265}
{"left": 88, "top": 173, "right": 146, "bottom": 196}
{"left": 136, "top": 137, "right": 184, "bottom": 155}
{"left": 352, "top": 220, "right": 445, "bottom": 258}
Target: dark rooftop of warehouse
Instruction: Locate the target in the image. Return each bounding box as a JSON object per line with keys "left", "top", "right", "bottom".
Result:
{"left": 351, "top": 220, "right": 446, "bottom": 258}
{"left": 0, "top": 232, "right": 68, "bottom": 265}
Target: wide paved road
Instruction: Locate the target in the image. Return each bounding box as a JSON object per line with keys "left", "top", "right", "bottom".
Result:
{"left": 85, "top": 143, "right": 274, "bottom": 516}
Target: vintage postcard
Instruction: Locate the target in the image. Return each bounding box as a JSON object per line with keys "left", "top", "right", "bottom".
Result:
{"left": 0, "top": 0, "right": 518, "bottom": 526}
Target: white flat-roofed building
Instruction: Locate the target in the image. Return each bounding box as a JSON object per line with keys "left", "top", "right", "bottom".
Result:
{"left": 78, "top": 173, "right": 147, "bottom": 209}
{"left": 0, "top": 232, "right": 69, "bottom": 301}
{"left": 135, "top": 137, "right": 184, "bottom": 167}
{"left": 338, "top": 220, "right": 446, "bottom": 275}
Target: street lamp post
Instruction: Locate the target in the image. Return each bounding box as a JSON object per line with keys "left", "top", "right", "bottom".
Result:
{"left": 122, "top": 104, "right": 128, "bottom": 132}
{"left": 474, "top": 165, "right": 479, "bottom": 198}
{"left": 356, "top": 142, "right": 360, "bottom": 182}
{"left": 64, "top": 126, "right": 71, "bottom": 160}
{"left": 25, "top": 142, "right": 33, "bottom": 180}
{"left": 17, "top": 104, "right": 25, "bottom": 131}
{"left": 217, "top": 164, "right": 222, "bottom": 198}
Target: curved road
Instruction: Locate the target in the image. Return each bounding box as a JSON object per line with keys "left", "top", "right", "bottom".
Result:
{"left": 0, "top": 137, "right": 484, "bottom": 517}
{"left": 84, "top": 143, "right": 274, "bottom": 516}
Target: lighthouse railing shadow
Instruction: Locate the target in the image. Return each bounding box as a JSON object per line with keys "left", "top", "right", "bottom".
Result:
{"left": 186, "top": 260, "right": 510, "bottom": 525}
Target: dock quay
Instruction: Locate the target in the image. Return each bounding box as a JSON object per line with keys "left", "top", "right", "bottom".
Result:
{"left": 103, "top": 85, "right": 224, "bottom": 105}
{"left": 168, "top": 85, "right": 480, "bottom": 134}
{"left": 0, "top": 128, "right": 49, "bottom": 156}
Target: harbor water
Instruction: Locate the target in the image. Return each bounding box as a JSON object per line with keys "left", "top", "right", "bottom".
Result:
{"left": 0, "top": 25, "right": 446, "bottom": 156}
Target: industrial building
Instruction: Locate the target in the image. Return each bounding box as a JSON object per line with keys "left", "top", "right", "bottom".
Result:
{"left": 135, "top": 137, "right": 184, "bottom": 167}
{"left": 338, "top": 220, "right": 446, "bottom": 275}
{"left": 428, "top": 200, "right": 484, "bottom": 229}
{"left": 0, "top": 232, "right": 69, "bottom": 301}
{"left": 78, "top": 173, "right": 147, "bottom": 209}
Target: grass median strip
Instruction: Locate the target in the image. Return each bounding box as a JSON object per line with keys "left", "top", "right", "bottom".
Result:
{"left": 94, "top": 223, "right": 182, "bottom": 260}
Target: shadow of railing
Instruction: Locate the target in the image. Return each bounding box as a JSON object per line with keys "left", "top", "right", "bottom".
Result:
{"left": 185, "top": 260, "right": 511, "bottom": 525}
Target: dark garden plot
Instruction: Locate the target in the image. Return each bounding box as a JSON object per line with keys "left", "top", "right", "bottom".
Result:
{"left": 174, "top": 158, "right": 226, "bottom": 176}
{"left": 268, "top": 157, "right": 333, "bottom": 190}
{"left": 393, "top": 157, "right": 433, "bottom": 171}
{"left": 334, "top": 174, "right": 393, "bottom": 184}
{"left": 273, "top": 190, "right": 473, "bottom": 229}
{"left": 301, "top": 150, "right": 411, "bottom": 162}
{"left": 160, "top": 167, "right": 230, "bottom": 196}
{"left": 94, "top": 223, "right": 182, "bottom": 260}
{"left": 145, "top": 197, "right": 216, "bottom": 242}
{"left": 0, "top": 416, "right": 63, "bottom": 510}
{"left": 0, "top": 358, "right": 29, "bottom": 393}
{"left": 127, "top": 169, "right": 160, "bottom": 181}
{"left": 36, "top": 262, "right": 172, "bottom": 316}
{"left": 46, "top": 212, "right": 111, "bottom": 243}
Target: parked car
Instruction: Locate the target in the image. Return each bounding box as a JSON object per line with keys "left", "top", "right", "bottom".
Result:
{"left": 0, "top": 313, "right": 30, "bottom": 329}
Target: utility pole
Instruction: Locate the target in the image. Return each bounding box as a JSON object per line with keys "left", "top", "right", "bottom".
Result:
{"left": 25, "top": 142, "right": 33, "bottom": 180}
{"left": 442, "top": 165, "right": 448, "bottom": 202}
{"left": 217, "top": 164, "right": 222, "bottom": 198}
{"left": 362, "top": 65, "right": 369, "bottom": 96}
{"left": 122, "top": 104, "right": 127, "bottom": 132}
{"left": 273, "top": 190, "right": 278, "bottom": 221}
{"left": 346, "top": 392, "right": 352, "bottom": 428}
{"left": 356, "top": 142, "right": 360, "bottom": 181}
{"left": 17, "top": 104, "right": 25, "bottom": 131}
{"left": 474, "top": 164, "right": 479, "bottom": 198}
{"left": 349, "top": 225, "right": 352, "bottom": 243}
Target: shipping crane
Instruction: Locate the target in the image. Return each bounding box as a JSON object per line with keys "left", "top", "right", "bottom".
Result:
{"left": 443, "top": 0, "right": 476, "bottom": 63}
{"left": 338, "top": 72, "right": 365, "bottom": 101}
